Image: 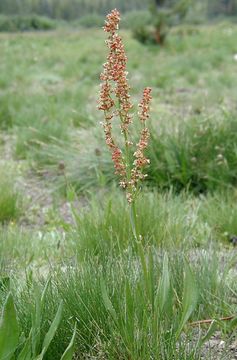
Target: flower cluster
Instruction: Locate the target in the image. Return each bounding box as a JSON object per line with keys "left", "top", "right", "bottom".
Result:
{"left": 112, "top": 147, "right": 126, "bottom": 176}
{"left": 99, "top": 9, "right": 152, "bottom": 203}
{"left": 99, "top": 9, "right": 133, "bottom": 133}
{"left": 138, "top": 87, "right": 152, "bottom": 122}
{"left": 103, "top": 8, "right": 120, "bottom": 34}
{"left": 132, "top": 128, "right": 150, "bottom": 178}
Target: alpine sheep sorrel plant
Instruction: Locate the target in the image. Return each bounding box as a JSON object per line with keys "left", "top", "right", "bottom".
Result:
{"left": 98, "top": 9, "right": 152, "bottom": 238}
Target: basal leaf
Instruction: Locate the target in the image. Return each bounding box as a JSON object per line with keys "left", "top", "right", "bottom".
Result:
{"left": 0, "top": 293, "right": 19, "bottom": 360}
{"left": 60, "top": 323, "right": 77, "bottom": 360}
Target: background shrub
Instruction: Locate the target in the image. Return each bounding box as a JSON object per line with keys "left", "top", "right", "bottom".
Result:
{"left": 0, "top": 15, "right": 56, "bottom": 32}
{"left": 121, "top": 10, "right": 152, "bottom": 29}
{"left": 76, "top": 14, "right": 104, "bottom": 28}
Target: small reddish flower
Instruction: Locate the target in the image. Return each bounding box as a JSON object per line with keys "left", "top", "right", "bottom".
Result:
{"left": 98, "top": 82, "right": 114, "bottom": 111}
{"left": 131, "top": 127, "right": 151, "bottom": 185}
{"left": 112, "top": 147, "right": 126, "bottom": 176}
{"left": 103, "top": 9, "right": 120, "bottom": 34}
{"left": 138, "top": 87, "right": 152, "bottom": 122}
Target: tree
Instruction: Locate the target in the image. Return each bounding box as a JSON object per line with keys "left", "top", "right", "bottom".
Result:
{"left": 208, "top": 0, "right": 237, "bottom": 17}
{"left": 134, "top": 0, "right": 191, "bottom": 45}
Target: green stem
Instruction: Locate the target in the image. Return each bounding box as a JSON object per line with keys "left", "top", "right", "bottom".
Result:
{"left": 130, "top": 200, "right": 139, "bottom": 241}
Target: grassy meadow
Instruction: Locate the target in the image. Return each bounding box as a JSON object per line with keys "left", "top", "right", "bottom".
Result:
{"left": 1, "top": 20, "right": 237, "bottom": 359}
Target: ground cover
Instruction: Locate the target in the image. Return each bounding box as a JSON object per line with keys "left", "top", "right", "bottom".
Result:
{"left": 0, "top": 20, "right": 237, "bottom": 359}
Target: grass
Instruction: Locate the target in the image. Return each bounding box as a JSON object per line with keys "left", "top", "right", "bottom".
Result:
{"left": 1, "top": 233, "right": 236, "bottom": 359}
{"left": 0, "top": 189, "right": 237, "bottom": 359}
{"left": 1, "top": 188, "right": 237, "bottom": 264}
{"left": 34, "top": 108, "right": 237, "bottom": 194}
{"left": 1, "top": 20, "right": 237, "bottom": 359}
{"left": 0, "top": 166, "right": 22, "bottom": 223}
{"left": 1, "top": 24, "right": 234, "bottom": 193}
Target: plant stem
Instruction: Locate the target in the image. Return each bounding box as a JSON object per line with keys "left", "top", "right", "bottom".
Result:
{"left": 130, "top": 200, "right": 139, "bottom": 241}
{"left": 189, "top": 315, "right": 235, "bottom": 327}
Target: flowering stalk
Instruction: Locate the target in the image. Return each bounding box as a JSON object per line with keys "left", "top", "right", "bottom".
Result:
{"left": 98, "top": 9, "right": 152, "bottom": 237}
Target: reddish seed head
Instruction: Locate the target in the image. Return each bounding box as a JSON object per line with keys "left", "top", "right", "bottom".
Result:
{"left": 112, "top": 147, "right": 126, "bottom": 176}
{"left": 99, "top": 10, "right": 152, "bottom": 203}
{"left": 138, "top": 87, "right": 152, "bottom": 122}
{"left": 100, "top": 9, "right": 133, "bottom": 134}
{"left": 98, "top": 82, "right": 114, "bottom": 111}
{"left": 104, "top": 9, "right": 120, "bottom": 33}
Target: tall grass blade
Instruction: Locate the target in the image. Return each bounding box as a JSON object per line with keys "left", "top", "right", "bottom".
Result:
{"left": 228, "top": 315, "right": 237, "bottom": 331}
{"left": 0, "top": 293, "right": 19, "bottom": 360}
{"left": 36, "top": 301, "right": 63, "bottom": 359}
{"left": 100, "top": 278, "right": 117, "bottom": 323}
{"left": 197, "top": 320, "right": 217, "bottom": 348}
{"left": 176, "top": 263, "right": 198, "bottom": 338}
{"left": 40, "top": 277, "right": 51, "bottom": 304}
{"left": 31, "top": 286, "right": 42, "bottom": 357}
{"left": 17, "top": 330, "right": 32, "bottom": 360}
{"left": 60, "top": 323, "right": 77, "bottom": 360}
{"left": 155, "top": 253, "right": 172, "bottom": 315}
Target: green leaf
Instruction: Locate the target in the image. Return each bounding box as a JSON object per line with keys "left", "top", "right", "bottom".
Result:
{"left": 40, "top": 277, "right": 51, "bottom": 305}
{"left": 228, "top": 315, "right": 237, "bottom": 331}
{"left": 156, "top": 253, "right": 172, "bottom": 315}
{"left": 17, "top": 330, "right": 32, "bottom": 360}
{"left": 137, "top": 241, "right": 150, "bottom": 296}
{"left": 32, "top": 279, "right": 51, "bottom": 357}
{"left": 66, "top": 185, "right": 77, "bottom": 203}
{"left": 176, "top": 262, "right": 198, "bottom": 338}
{"left": 31, "top": 286, "right": 42, "bottom": 357}
{"left": 0, "top": 277, "right": 10, "bottom": 291}
{"left": 100, "top": 278, "right": 117, "bottom": 323}
{"left": 197, "top": 320, "right": 218, "bottom": 348}
{"left": 0, "top": 293, "right": 20, "bottom": 360}
{"left": 60, "top": 323, "right": 77, "bottom": 360}
{"left": 37, "top": 301, "right": 63, "bottom": 359}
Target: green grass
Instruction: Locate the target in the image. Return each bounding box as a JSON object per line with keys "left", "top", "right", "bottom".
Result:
{"left": 0, "top": 190, "right": 237, "bottom": 358}
{"left": 1, "top": 188, "right": 237, "bottom": 264}
{"left": 147, "top": 110, "right": 237, "bottom": 193}
{"left": 35, "top": 108, "right": 237, "bottom": 194}
{"left": 1, "top": 235, "right": 236, "bottom": 359}
{"left": 1, "top": 21, "right": 237, "bottom": 359}
{"left": 1, "top": 23, "right": 235, "bottom": 193}
{"left": 0, "top": 166, "right": 22, "bottom": 223}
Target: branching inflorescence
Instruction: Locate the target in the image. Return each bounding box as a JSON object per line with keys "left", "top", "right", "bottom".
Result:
{"left": 99, "top": 9, "right": 152, "bottom": 204}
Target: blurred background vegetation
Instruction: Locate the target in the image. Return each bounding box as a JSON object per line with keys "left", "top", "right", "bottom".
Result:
{"left": 0, "top": 0, "right": 237, "bottom": 25}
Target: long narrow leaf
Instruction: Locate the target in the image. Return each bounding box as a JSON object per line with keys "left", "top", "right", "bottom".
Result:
{"left": 60, "top": 323, "right": 77, "bottom": 360}
{"left": 31, "top": 286, "right": 42, "bottom": 357}
{"left": 100, "top": 278, "right": 117, "bottom": 323}
{"left": 197, "top": 320, "right": 217, "bottom": 348}
{"left": 40, "top": 277, "right": 51, "bottom": 305}
{"left": 37, "top": 301, "right": 63, "bottom": 359}
{"left": 0, "top": 293, "right": 19, "bottom": 360}
{"left": 176, "top": 262, "right": 198, "bottom": 338}
{"left": 227, "top": 315, "right": 237, "bottom": 332}
{"left": 155, "top": 253, "right": 171, "bottom": 315}
{"left": 18, "top": 330, "right": 33, "bottom": 360}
